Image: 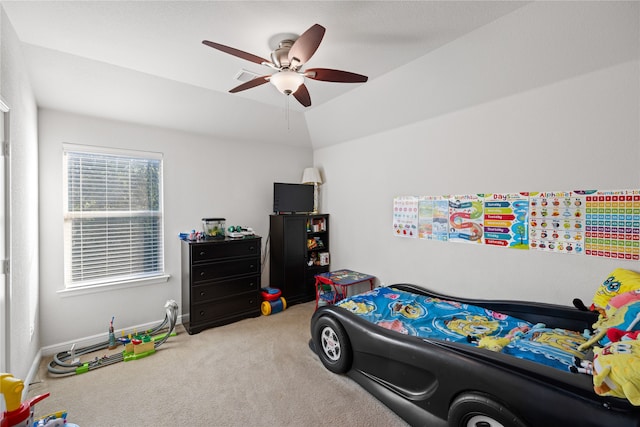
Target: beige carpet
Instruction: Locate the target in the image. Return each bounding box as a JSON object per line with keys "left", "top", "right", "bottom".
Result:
{"left": 27, "top": 301, "right": 408, "bottom": 426}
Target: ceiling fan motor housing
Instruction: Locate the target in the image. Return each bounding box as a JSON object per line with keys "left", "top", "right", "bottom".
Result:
{"left": 271, "top": 40, "right": 294, "bottom": 69}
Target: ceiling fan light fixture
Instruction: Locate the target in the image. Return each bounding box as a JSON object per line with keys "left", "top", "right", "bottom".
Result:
{"left": 270, "top": 70, "right": 304, "bottom": 95}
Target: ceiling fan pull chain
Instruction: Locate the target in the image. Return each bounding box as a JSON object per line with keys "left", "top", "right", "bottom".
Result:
{"left": 285, "top": 95, "right": 290, "bottom": 131}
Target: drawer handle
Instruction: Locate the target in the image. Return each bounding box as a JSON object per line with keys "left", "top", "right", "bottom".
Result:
{"left": 200, "top": 291, "right": 206, "bottom": 297}
{"left": 200, "top": 272, "right": 205, "bottom": 277}
{"left": 199, "top": 251, "right": 206, "bottom": 257}
{"left": 249, "top": 246, "right": 255, "bottom": 251}
{"left": 249, "top": 265, "right": 255, "bottom": 270}
{"left": 199, "top": 310, "right": 205, "bottom": 316}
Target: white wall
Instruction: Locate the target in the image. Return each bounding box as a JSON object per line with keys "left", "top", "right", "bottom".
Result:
{"left": 38, "top": 109, "right": 312, "bottom": 348}
{"left": 314, "top": 2, "right": 640, "bottom": 306}
{"left": 0, "top": 7, "right": 40, "bottom": 380}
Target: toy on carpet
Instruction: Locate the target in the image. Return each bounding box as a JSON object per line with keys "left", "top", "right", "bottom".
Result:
{"left": 0, "top": 373, "right": 49, "bottom": 427}
{"left": 47, "top": 300, "right": 178, "bottom": 376}
{"left": 260, "top": 287, "right": 287, "bottom": 316}
{"left": 0, "top": 373, "right": 80, "bottom": 427}
{"left": 33, "top": 410, "right": 78, "bottom": 427}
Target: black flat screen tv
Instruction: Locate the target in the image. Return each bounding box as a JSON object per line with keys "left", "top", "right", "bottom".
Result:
{"left": 273, "top": 182, "right": 314, "bottom": 214}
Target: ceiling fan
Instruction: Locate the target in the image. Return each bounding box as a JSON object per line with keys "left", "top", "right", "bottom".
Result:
{"left": 202, "top": 24, "right": 368, "bottom": 107}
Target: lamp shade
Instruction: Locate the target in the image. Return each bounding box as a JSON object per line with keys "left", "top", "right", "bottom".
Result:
{"left": 270, "top": 70, "right": 304, "bottom": 95}
{"left": 301, "top": 167, "right": 322, "bottom": 185}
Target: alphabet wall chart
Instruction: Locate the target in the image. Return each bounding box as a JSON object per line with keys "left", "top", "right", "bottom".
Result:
{"left": 393, "top": 189, "right": 640, "bottom": 261}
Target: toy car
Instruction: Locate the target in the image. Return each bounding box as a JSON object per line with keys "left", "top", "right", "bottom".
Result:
{"left": 309, "top": 283, "right": 640, "bottom": 427}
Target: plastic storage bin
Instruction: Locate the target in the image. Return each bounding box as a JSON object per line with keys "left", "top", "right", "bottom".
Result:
{"left": 202, "top": 218, "right": 225, "bottom": 239}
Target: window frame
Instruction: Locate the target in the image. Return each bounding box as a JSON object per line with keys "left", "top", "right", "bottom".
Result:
{"left": 61, "top": 143, "right": 168, "bottom": 294}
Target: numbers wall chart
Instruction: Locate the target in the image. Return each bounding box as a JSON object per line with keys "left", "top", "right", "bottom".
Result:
{"left": 394, "top": 188, "right": 640, "bottom": 262}
{"left": 584, "top": 191, "right": 640, "bottom": 260}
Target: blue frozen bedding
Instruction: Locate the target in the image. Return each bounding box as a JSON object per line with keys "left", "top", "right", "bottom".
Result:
{"left": 335, "top": 286, "right": 588, "bottom": 372}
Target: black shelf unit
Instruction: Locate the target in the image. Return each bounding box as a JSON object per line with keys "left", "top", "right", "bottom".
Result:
{"left": 269, "top": 214, "right": 330, "bottom": 305}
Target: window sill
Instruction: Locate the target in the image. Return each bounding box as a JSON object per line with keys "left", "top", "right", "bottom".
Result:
{"left": 57, "top": 274, "right": 171, "bottom": 298}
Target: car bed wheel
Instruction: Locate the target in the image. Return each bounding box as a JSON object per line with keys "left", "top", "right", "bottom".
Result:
{"left": 448, "top": 393, "right": 527, "bottom": 427}
{"left": 312, "top": 316, "right": 352, "bottom": 374}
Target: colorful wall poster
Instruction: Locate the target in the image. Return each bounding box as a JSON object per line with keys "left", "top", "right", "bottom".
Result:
{"left": 394, "top": 188, "right": 640, "bottom": 262}
{"left": 418, "top": 196, "right": 435, "bottom": 239}
{"left": 529, "top": 191, "right": 585, "bottom": 254}
{"left": 432, "top": 197, "right": 450, "bottom": 241}
{"left": 393, "top": 196, "right": 419, "bottom": 238}
{"left": 448, "top": 194, "right": 484, "bottom": 244}
{"left": 584, "top": 190, "right": 640, "bottom": 260}
{"left": 483, "top": 193, "right": 529, "bottom": 249}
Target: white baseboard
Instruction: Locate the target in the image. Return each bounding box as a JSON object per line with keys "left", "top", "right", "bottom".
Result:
{"left": 23, "top": 348, "right": 42, "bottom": 402}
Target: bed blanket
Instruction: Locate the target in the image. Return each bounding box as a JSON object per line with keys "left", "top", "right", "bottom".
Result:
{"left": 336, "top": 286, "right": 588, "bottom": 371}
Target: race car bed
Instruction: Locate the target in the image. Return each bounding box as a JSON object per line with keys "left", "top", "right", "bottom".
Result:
{"left": 309, "top": 282, "right": 640, "bottom": 427}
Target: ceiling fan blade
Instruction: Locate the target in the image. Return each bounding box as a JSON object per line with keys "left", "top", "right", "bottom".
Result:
{"left": 305, "top": 68, "right": 368, "bottom": 83}
{"left": 288, "top": 24, "right": 325, "bottom": 69}
{"left": 202, "top": 40, "right": 272, "bottom": 66}
{"left": 229, "top": 76, "right": 270, "bottom": 93}
{"left": 292, "top": 84, "right": 311, "bottom": 107}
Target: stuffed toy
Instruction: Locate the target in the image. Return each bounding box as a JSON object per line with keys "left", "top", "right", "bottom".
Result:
{"left": 571, "top": 357, "right": 594, "bottom": 375}
{"left": 475, "top": 325, "right": 532, "bottom": 352}
{"left": 579, "top": 300, "right": 640, "bottom": 351}
{"left": 605, "top": 289, "right": 640, "bottom": 315}
{"left": 607, "top": 328, "right": 640, "bottom": 343}
{"left": 591, "top": 268, "right": 640, "bottom": 315}
{"left": 477, "top": 335, "right": 512, "bottom": 352}
{"left": 592, "top": 339, "right": 640, "bottom": 405}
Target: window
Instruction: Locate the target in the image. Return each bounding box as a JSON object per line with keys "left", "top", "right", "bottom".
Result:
{"left": 63, "top": 144, "right": 164, "bottom": 289}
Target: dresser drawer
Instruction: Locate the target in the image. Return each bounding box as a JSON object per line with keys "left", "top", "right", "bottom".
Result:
{"left": 191, "top": 294, "right": 259, "bottom": 323}
{"left": 192, "top": 240, "right": 260, "bottom": 263}
{"left": 192, "top": 258, "right": 259, "bottom": 283}
{"left": 192, "top": 276, "right": 259, "bottom": 304}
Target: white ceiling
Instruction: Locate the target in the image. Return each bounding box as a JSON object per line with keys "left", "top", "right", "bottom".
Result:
{"left": 1, "top": 1, "right": 528, "bottom": 147}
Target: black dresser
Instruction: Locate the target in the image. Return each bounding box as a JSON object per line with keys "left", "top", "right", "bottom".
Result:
{"left": 181, "top": 236, "right": 262, "bottom": 334}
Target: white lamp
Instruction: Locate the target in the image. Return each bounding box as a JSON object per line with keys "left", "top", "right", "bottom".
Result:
{"left": 301, "top": 167, "right": 323, "bottom": 214}
{"left": 270, "top": 70, "right": 304, "bottom": 95}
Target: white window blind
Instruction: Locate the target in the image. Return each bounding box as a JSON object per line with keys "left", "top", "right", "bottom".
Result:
{"left": 63, "top": 145, "right": 164, "bottom": 288}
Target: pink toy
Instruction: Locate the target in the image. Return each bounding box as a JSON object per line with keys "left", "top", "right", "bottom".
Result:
{"left": 608, "top": 289, "right": 640, "bottom": 312}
